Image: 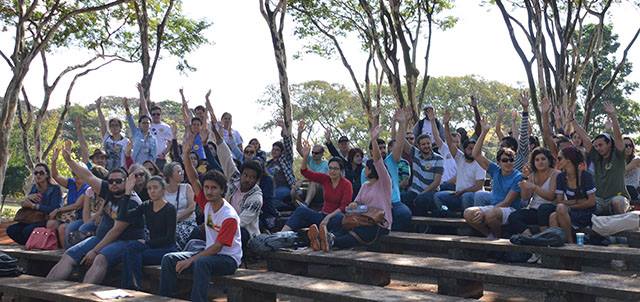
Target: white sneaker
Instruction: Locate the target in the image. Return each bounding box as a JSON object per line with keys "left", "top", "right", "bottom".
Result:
{"left": 527, "top": 253, "right": 541, "bottom": 264}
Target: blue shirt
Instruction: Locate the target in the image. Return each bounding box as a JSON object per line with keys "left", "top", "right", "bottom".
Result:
{"left": 192, "top": 133, "right": 206, "bottom": 160}
{"left": 127, "top": 114, "right": 157, "bottom": 164}
{"left": 307, "top": 157, "right": 329, "bottom": 173}
{"left": 487, "top": 162, "right": 522, "bottom": 208}
{"left": 66, "top": 178, "right": 88, "bottom": 206}
{"left": 361, "top": 154, "right": 401, "bottom": 204}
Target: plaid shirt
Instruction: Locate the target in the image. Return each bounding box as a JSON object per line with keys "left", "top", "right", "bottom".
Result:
{"left": 267, "top": 132, "right": 297, "bottom": 188}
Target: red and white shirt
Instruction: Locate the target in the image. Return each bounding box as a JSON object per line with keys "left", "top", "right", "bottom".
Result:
{"left": 205, "top": 200, "right": 242, "bottom": 266}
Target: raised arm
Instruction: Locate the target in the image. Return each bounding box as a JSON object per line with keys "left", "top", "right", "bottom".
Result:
{"left": 213, "top": 121, "right": 240, "bottom": 180}
{"left": 138, "top": 83, "right": 150, "bottom": 117}
{"left": 569, "top": 117, "right": 593, "bottom": 153}
{"left": 510, "top": 110, "right": 519, "bottom": 139}
{"left": 370, "top": 124, "right": 382, "bottom": 161}
{"left": 540, "top": 96, "right": 558, "bottom": 156}
{"left": 429, "top": 109, "right": 443, "bottom": 148}
{"left": 300, "top": 140, "right": 310, "bottom": 171}
{"left": 205, "top": 89, "right": 217, "bottom": 122}
{"left": 74, "top": 117, "right": 90, "bottom": 164}
{"left": 472, "top": 117, "right": 492, "bottom": 170}
{"left": 516, "top": 91, "right": 530, "bottom": 164}
{"left": 60, "top": 145, "right": 102, "bottom": 196}
{"left": 470, "top": 96, "right": 482, "bottom": 139}
{"left": 296, "top": 120, "right": 306, "bottom": 157}
{"left": 394, "top": 108, "right": 411, "bottom": 162}
{"left": 443, "top": 111, "right": 457, "bottom": 157}
{"left": 96, "top": 97, "right": 107, "bottom": 138}
{"left": 179, "top": 88, "right": 192, "bottom": 125}
{"left": 182, "top": 132, "right": 202, "bottom": 195}
{"left": 324, "top": 129, "right": 341, "bottom": 158}
{"left": 50, "top": 148, "right": 68, "bottom": 188}
{"left": 604, "top": 101, "right": 625, "bottom": 152}
{"left": 124, "top": 98, "right": 140, "bottom": 138}
{"left": 495, "top": 106, "right": 505, "bottom": 141}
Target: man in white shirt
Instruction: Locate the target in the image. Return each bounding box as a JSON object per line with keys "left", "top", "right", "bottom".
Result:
{"left": 434, "top": 111, "right": 486, "bottom": 216}
{"left": 138, "top": 84, "right": 172, "bottom": 169}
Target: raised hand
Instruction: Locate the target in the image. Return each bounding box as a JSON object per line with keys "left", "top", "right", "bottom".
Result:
{"left": 511, "top": 109, "right": 518, "bottom": 120}
{"left": 370, "top": 124, "right": 381, "bottom": 139}
{"left": 205, "top": 89, "right": 212, "bottom": 101}
{"left": 52, "top": 148, "right": 60, "bottom": 163}
{"left": 297, "top": 120, "right": 305, "bottom": 134}
{"left": 603, "top": 101, "right": 616, "bottom": 115}
{"left": 125, "top": 139, "right": 133, "bottom": 157}
{"left": 324, "top": 128, "right": 332, "bottom": 141}
{"left": 125, "top": 173, "right": 137, "bottom": 194}
{"left": 470, "top": 95, "right": 478, "bottom": 107}
{"left": 64, "top": 140, "right": 73, "bottom": 153}
{"left": 301, "top": 140, "right": 311, "bottom": 157}
{"left": 394, "top": 108, "right": 408, "bottom": 123}
{"left": 518, "top": 90, "right": 529, "bottom": 109}
{"left": 426, "top": 107, "right": 436, "bottom": 120}
{"left": 443, "top": 110, "right": 451, "bottom": 125}
{"left": 480, "top": 117, "right": 491, "bottom": 134}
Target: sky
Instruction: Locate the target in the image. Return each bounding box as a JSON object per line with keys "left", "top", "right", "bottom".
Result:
{"left": 1, "top": 1, "right": 639, "bottom": 147}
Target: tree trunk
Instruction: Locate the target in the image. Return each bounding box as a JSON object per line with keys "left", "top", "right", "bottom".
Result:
{"left": 0, "top": 69, "right": 29, "bottom": 196}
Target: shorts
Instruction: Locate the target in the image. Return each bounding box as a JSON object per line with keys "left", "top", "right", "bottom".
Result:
{"left": 66, "top": 236, "right": 134, "bottom": 266}
{"left": 596, "top": 195, "right": 630, "bottom": 215}
{"left": 477, "top": 206, "right": 516, "bottom": 225}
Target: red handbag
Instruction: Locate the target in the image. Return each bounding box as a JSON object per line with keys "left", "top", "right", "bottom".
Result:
{"left": 25, "top": 227, "right": 58, "bottom": 250}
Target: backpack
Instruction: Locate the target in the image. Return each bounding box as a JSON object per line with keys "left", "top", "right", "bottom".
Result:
{"left": 510, "top": 227, "right": 566, "bottom": 247}
{"left": 0, "top": 252, "right": 22, "bottom": 277}
{"left": 248, "top": 231, "right": 306, "bottom": 254}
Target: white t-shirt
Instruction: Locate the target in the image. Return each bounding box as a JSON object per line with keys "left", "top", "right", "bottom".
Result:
{"left": 216, "top": 122, "right": 243, "bottom": 147}
{"left": 439, "top": 144, "right": 457, "bottom": 183}
{"left": 150, "top": 122, "right": 172, "bottom": 157}
{"left": 454, "top": 149, "right": 486, "bottom": 192}
{"left": 205, "top": 200, "right": 242, "bottom": 266}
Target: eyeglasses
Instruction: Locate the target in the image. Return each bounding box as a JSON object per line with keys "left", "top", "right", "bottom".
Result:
{"left": 151, "top": 113, "right": 161, "bottom": 116}
{"left": 328, "top": 166, "right": 341, "bottom": 171}
{"left": 626, "top": 144, "right": 634, "bottom": 148}
{"left": 134, "top": 172, "right": 146, "bottom": 178}
{"left": 499, "top": 157, "right": 515, "bottom": 163}
{"left": 108, "top": 178, "right": 125, "bottom": 185}
{"left": 33, "top": 171, "right": 46, "bottom": 176}
{"left": 406, "top": 137, "right": 415, "bottom": 140}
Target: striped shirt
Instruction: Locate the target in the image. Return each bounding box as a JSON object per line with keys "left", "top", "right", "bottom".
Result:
{"left": 410, "top": 146, "right": 444, "bottom": 194}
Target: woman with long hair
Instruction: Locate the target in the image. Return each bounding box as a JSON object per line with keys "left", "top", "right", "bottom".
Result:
{"left": 127, "top": 164, "right": 150, "bottom": 202}
{"left": 623, "top": 137, "right": 640, "bottom": 201}
{"left": 549, "top": 147, "right": 597, "bottom": 243}
{"left": 508, "top": 147, "right": 559, "bottom": 236}
{"left": 7, "top": 163, "right": 63, "bottom": 245}
{"left": 345, "top": 148, "right": 364, "bottom": 200}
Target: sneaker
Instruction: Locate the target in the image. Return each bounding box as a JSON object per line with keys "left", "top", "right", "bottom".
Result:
{"left": 318, "top": 224, "right": 332, "bottom": 252}
{"left": 527, "top": 253, "right": 541, "bottom": 264}
{"left": 307, "top": 224, "right": 321, "bottom": 251}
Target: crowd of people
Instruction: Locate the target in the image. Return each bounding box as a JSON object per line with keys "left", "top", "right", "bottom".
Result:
{"left": 6, "top": 85, "right": 639, "bottom": 301}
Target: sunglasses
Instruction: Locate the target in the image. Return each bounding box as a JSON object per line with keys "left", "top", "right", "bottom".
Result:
{"left": 499, "top": 157, "right": 515, "bottom": 163}
{"left": 33, "top": 171, "right": 46, "bottom": 176}
{"left": 626, "top": 144, "right": 634, "bottom": 148}
{"left": 406, "top": 137, "right": 415, "bottom": 140}
{"left": 134, "top": 172, "right": 146, "bottom": 178}
{"left": 151, "top": 113, "right": 161, "bottom": 116}
{"left": 108, "top": 178, "right": 125, "bottom": 185}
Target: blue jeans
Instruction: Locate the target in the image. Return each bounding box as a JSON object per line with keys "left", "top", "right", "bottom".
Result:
{"left": 272, "top": 186, "right": 292, "bottom": 209}
{"left": 439, "top": 182, "right": 456, "bottom": 192}
{"left": 66, "top": 236, "right": 101, "bottom": 263}
{"left": 121, "top": 241, "right": 177, "bottom": 289}
{"left": 160, "top": 252, "right": 237, "bottom": 302}
{"left": 285, "top": 206, "right": 326, "bottom": 230}
{"left": 79, "top": 220, "right": 98, "bottom": 233}
{"left": 391, "top": 202, "right": 412, "bottom": 231}
{"left": 434, "top": 191, "right": 476, "bottom": 213}
{"left": 473, "top": 191, "right": 493, "bottom": 206}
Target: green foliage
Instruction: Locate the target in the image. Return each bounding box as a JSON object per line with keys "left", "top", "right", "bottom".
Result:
{"left": 257, "top": 76, "right": 521, "bottom": 149}
{"left": 577, "top": 24, "right": 640, "bottom": 136}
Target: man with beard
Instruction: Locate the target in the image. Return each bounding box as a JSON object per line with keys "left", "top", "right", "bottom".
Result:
{"left": 434, "top": 110, "right": 486, "bottom": 216}
{"left": 47, "top": 145, "right": 143, "bottom": 284}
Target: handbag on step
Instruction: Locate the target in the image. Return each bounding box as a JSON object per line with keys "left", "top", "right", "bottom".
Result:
{"left": 25, "top": 227, "right": 58, "bottom": 250}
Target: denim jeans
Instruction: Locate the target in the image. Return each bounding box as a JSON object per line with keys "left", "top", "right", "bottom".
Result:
{"left": 473, "top": 191, "right": 493, "bottom": 206}
{"left": 160, "top": 252, "right": 237, "bottom": 302}
{"left": 434, "top": 191, "right": 476, "bottom": 213}
{"left": 391, "top": 202, "right": 412, "bottom": 231}
{"left": 272, "top": 186, "right": 292, "bottom": 210}
{"left": 121, "top": 240, "right": 177, "bottom": 289}
{"left": 285, "top": 206, "right": 326, "bottom": 230}
{"left": 402, "top": 191, "right": 438, "bottom": 216}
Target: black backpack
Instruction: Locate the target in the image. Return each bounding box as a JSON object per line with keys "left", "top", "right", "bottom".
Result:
{"left": 248, "top": 231, "right": 307, "bottom": 254}
{"left": 0, "top": 251, "right": 22, "bottom": 277}
{"left": 510, "top": 227, "right": 566, "bottom": 247}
